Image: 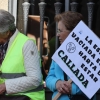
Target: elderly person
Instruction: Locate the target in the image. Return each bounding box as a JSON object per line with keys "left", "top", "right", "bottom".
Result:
{"left": 45, "top": 11, "right": 96, "bottom": 100}
{"left": 0, "top": 9, "right": 45, "bottom": 100}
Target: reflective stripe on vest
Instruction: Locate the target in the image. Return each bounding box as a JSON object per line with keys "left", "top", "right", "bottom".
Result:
{"left": 0, "top": 73, "right": 44, "bottom": 92}
{"left": 0, "top": 73, "right": 26, "bottom": 79}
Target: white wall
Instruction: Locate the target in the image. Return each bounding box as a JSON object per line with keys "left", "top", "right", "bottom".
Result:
{"left": 8, "top": 0, "right": 17, "bottom": 25}
{"left": 0, "top": 0, "right": 8, "bottom": 11}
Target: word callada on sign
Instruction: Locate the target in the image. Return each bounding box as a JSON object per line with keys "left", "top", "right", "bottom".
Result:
{"left": 58, "top": 50, "right": 89, "bottom": 88}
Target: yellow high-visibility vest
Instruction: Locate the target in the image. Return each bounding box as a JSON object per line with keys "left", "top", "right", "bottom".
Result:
{"left": 0, "top": 32, "right": 45, "bottom": 100}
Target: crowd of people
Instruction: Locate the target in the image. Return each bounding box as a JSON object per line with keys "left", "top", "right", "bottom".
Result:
{"left": 0, "top": 9, "right": 96, "bottom": 100}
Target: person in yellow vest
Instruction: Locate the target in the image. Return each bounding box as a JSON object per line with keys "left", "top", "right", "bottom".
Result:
{"left": 0, "top": 9, "right": 45, "bottom": 100}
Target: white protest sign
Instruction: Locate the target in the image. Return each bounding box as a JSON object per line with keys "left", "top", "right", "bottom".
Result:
{"left": 52, "top": 21, "right": 100, "bottom": 99}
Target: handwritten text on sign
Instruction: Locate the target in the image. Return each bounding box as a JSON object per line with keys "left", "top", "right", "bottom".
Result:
{"left": 52, "top": 21, "right": 100, "bottom": 99}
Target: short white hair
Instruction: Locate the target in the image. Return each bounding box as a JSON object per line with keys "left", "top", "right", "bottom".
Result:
{"left": 0, "top": 9, "right": 16, "bottom": 34}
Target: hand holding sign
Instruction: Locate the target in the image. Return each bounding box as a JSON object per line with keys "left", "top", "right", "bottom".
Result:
{"left": 53, "top": 79, "right": 72, "bottom": 100}
{"left": 56, "top": 80, "right": 71, "bottom": 94}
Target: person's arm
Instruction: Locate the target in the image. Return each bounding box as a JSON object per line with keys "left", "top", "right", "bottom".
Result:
{"left": 45, "top": 60, "right": 61, "bottom": 92}
{"left": 5, "top": 40, "right": 42, "bottom": 94}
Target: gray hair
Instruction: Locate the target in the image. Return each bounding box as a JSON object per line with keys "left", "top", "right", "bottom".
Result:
{"left": 0, "top": 9, "right": 16, "bottom": 34}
